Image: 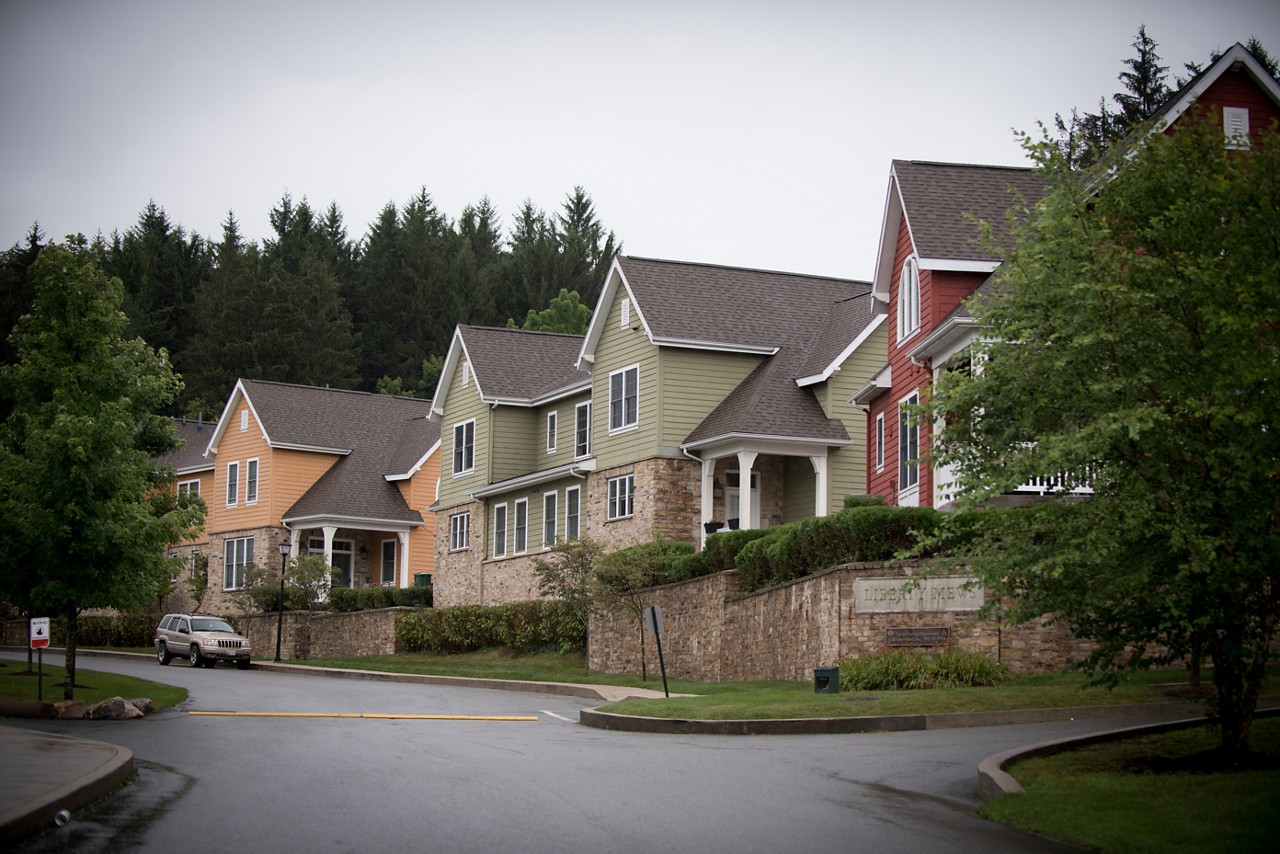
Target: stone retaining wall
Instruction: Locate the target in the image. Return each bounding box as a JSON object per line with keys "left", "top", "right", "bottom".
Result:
{"left": 230, "top": 608, "right": 414, "bottom": 660}
{"left": 589, "top": 561, "right": 1094, "bottom": 681}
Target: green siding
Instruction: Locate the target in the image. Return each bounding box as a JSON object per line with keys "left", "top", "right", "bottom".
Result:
{"left": 657, "top": 348, "right": 761, "bottom": 447}
{"left": 823, "top": 320, "right": 888, "bottom": 505}
{"left": 591, "top": 293, "right": 660, "bottom": 469}
{"left": 783, "top": 456, "right": 816, "bottom": 522}
{"left": 437, "top": 367, "right": 490, "bottom": 508}
{"left": 490, "top": 407, "right": 538, "bottom": 482}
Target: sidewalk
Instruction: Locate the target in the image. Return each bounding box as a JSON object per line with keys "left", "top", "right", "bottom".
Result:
{"left": 0, "top": 725, "right": 134, "bottom": 846}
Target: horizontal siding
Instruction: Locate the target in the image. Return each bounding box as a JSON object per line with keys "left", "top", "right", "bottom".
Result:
{"left": 490, "top": 407, "right": 538, "bottom": 482}
{"left": 437, "top": 370, "right": 489, "bottom": 507}
{"left": 826, "top": 321, "right": 888, "bottom": 503}
{"left": 271, "top": 449, "right": 341, "bottom": 520}
{"left": 1195, "top": 69, "right": 1280, "bottom": 141}
{"left": 591, "top": 293, "right": 660, "bottom": 470}
{"left": 210, "top": 400, "right": 276, "bottom": 533}
{"left": 658, "top": 348, "right": 760, "bottom": 447}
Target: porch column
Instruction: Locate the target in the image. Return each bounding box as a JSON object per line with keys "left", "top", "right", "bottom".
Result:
{"left": 810, "top": 455, "right": 829, "bottom": 517}
{"left": 322, "top": 525, "right": 337, "bottom": 593}
{"left": 398, "top": 530, "right": 410, "bottom": 588}
{"left": 700, "top": 456, "right": 716, "bottom": 548}
{"left": 736, "top": 450, "right": 758, "bottom": 529}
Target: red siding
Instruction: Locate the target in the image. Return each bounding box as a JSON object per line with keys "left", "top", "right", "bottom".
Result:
{"left": 1168, "top": 68, "right": 1280, "bottom": 144}
{"left": 867, "top": 215, "right": 990, "bottom": 506}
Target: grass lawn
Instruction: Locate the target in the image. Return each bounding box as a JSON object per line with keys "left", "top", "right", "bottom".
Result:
{"left": 0, "top": 657, "right": 186, "bottom": 709}
{"left": 292, "top": 649, "right": 1272, "bottom": 721}
{"left": 981, "top": 717, "right": 1280, "bottom": 853}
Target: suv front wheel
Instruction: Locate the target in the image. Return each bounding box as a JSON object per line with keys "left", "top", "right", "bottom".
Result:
{"left": 191, "top": 644, "right": 205, "bottom": 668}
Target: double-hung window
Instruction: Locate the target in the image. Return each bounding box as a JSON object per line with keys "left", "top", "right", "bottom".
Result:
{"left": 380, "top": 540, "right": 396, "bottom": 586}
{"left": 875, "top": 413, "right": 885, "bottom": 471}
{"left": 493, "top": 503, "right": 508, "bottom": 558}
{"left": 177, "top": 480, "right": 200, "bottom": 499}
{"left": 575, "top": 402, "right": 592, "bottom": 458}
{"left": 565, "top": 486, "right": 581, "bottom": 540}
{"left": 543, "top": 492, "right": 558, "bottom": 547}
{"left": 514, "top": 499, "right": 528, "bottom": 553}
{"left": 453, "top": 420, "right": 475, "bottom": 475}
{"left": 449, "top": 513, "right": 470, "bottom": 551}
{"left": 226, "top": 461, "right": 239, "bottom": 507}
{"left": 897, "top": 257, "right": 921, "bottom": 342}
{"left": 245, "top": 459, "right": 258, "bottom": 504}
{"left": 608, "top": 474, "right": 635, "bottom": 520}
{"left": 899, "top": 391, "right": 920, "bottom": 498}
{"left": 609, "top": 366, "right": 638, "bottom": 432}
{"left": 223, "top": 536, "right": 253, "bottom": 590}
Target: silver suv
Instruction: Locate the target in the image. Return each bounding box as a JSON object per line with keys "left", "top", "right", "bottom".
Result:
{"left": 154, "top": 613, "right": 252, "bottom": 670}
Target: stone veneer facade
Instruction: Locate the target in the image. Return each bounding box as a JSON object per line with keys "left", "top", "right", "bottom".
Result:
{"left": 589, "top": 561, "right": 1096, "bottom": 681}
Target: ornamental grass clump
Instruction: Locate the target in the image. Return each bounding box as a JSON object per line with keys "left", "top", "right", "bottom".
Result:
{"left": 839, "top": 647, "right": 1012, "bottom": 691}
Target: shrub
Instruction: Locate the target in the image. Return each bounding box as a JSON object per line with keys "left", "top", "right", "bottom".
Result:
{"left": 843, "top": 494, "right": 886, "bottom": 509}
{"left": 74, "top": 613, "right": 158, "bottom": 648}
{"left": 396, "top": 600, "right": 584, "bottom": 654}
{"left": 735, "top": 506, "right": 943, "bottom": 592}
{"left": 596, "top": 538, "right": 695, "bottom": 589}
{"left": 703, "top": 528, "right": 770, "bottom": 573}
{"left": 839, "top": 647, "right": 1011, "bottom": 691}
{"left": 668, "top": 549, "right": 714, "bottom": 582}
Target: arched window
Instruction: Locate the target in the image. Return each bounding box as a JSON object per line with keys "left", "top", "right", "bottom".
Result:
{"left": 897, "top": 256, "right": 920, "bottom": 341}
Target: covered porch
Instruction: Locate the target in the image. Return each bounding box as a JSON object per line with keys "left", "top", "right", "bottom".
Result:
{"left": 282, "top": 517, "right": 420, "bottom": 590}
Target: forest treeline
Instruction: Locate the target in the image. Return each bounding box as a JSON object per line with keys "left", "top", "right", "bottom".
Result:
{"left": 0, "top": 187, "right": 619, "bottom": 415}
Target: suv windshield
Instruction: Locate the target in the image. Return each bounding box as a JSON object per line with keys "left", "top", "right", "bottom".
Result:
{"left": 192, "top": 618, "right": 237, "bottom": 633}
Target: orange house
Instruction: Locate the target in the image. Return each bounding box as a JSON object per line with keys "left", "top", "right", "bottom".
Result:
{"left": 180, "top": 379, "right": 439, "bottom": 615}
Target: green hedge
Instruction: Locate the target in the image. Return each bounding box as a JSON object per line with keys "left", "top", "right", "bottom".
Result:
{"left": 314, "top": 586, "right": 434, "bottom": 612}
{"left": 396, "top": 600, "right": 583, "bottom": 654}
{"left": 839, "top": 647, "right": 1011, "bottom": 690}
{"left": 703, "top": 529, "right": 770, "bottom": 573}
{"left": 72, "top": 613, "right": 160, "bottom": 648}
{"left": 735, "top": 505, "right": 941, "bottom": 592}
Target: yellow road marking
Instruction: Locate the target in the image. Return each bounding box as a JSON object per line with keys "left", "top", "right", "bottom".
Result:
{"left": 188, "top": 711, "right": 539, "bottom": 721}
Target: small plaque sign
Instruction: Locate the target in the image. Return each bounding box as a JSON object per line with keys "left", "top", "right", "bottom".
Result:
{"left": 886, "top": 627, "right": 950, "bottom": 647}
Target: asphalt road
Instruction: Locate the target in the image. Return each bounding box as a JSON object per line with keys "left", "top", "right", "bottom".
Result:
{"left": 4, "top": 651, "right": 1118, "bottom": 853}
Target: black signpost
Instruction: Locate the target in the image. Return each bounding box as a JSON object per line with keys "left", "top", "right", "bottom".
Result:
{"left": 30, "top": 617, "right": 50, "bottom": 702}
{"left": 645, "top": 605, "right": 669, "bottom": 698}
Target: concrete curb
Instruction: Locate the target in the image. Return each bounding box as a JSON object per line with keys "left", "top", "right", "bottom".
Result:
{"left": 579, "top": 699, "right": 1215, "bottom": 736}
{"left": 0, "top": 728, "right": 134, "bottom": 846}
{"left": 976, "top": 703, "right": 1280, "bottom": 801}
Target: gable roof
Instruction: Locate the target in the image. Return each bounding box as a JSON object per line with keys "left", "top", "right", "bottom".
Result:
{"left": 581, "top": 256, "right": 869, "bottom": 364}
{"left": 431, "top": 325, "right": 590, "bottom": 419}
{"left": 159, "top": 416, "right": 218, "bottom": 476}
{"left": 206, "top": 379, "right": 437, "bottom": 527}
{"left": 1148, "top": 42, "right": 1280, "bottom": 131}
{"left": 872, "top": 161, "right": 1046, "bottom": 298}
{"left": 577, "top": 257, "right": 871, "bottom": 448}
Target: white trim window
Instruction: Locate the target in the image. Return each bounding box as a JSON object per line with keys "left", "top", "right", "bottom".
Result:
{"left": 565, "top": 485, "right": 581, "bottom": 540}
{"left": 449, "top": 512, "right": 470, "bottom": 551}
{"left": 609, "top": 365, "right": 639, "bottom": 432}
{"left": 575, "top": 402, "right": 592, "bottom": 458}
{"left": 875, "top": 413, "right": 885, "bottom": 472}
{"left": 223, "top": 536, "right": 253, "bottom": 590}
{"left": 381, "top": 539, "right": 397, "bottom": 586}
{"left": 608, "top": 474, "right": 635, "bottom": 520}
{"left": 897, "top": 256, "right": 921, "bottom": 342}
{"left": 493, "top": 503, "right": 508, "bottom": 557}
{"left": 453, "top": 420, "right": 475, "bottom": 475}
{"left": 226, "top": 461, "right": 239, "bottom": 507}
{"left": 899, "top": 391, "right": 920, "bottom": 503}
{"left": 1224, "top": 106, "right": 1250, "bottom": 150}
{"left": 245, "top": 458, "right": 259, "bottom": 505}
{"left": 543, "top": 491, "right": 558, "bottom": 547}
{"left": 546, "top": 411, "right": 558, "bottom": 454}
{"left": 514, "top": 499, "right": 528, "bottom": 553}
{"left": 177, "top": 479, "right": 201, "bottom": 498}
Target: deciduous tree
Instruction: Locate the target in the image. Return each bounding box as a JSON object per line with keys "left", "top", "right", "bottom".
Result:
{"left": 0, "top": 238, "right": 205, "bottom": 698}
{"left": 929, "top": 115, "right": 1280, "bottom": 761}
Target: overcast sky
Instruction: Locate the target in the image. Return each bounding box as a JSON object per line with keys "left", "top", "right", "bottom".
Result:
{"left": 2, "top": 0, "right": 1278, "bottom": 283}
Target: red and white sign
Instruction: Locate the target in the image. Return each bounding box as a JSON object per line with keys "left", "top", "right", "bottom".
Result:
{"left": 30, "top": 617, "right": 50, "bottom": 649}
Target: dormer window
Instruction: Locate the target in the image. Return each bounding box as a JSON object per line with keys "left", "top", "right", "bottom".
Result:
{"left": 1224, "top": 107, "right": 1250, "bottom": 150}
{"left": 897, "top": 256, "right": 921, "bottom": 342}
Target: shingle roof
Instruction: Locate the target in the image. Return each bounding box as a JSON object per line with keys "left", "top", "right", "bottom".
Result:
{"left": 611, "top": 258, "right": 870, "bottom": 445}
{"left": 618, "top": 257, "right": 867, "bottom": 349}
{"left": 893, "top": 161, "right": 1046, "bottom": 262}
{"left": 235, "top": 380, "right": 435, "bottom": 525}
{"left": 159, "top": 417, "right": 217, "bottom": 473}
{"left": 459, "top": 325, "right": 589, "bottom": 401}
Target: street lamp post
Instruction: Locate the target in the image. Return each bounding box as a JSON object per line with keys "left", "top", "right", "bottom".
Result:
{"left": 274, "top": 538, "right": 290, "bottom": 662}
